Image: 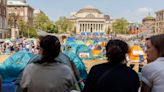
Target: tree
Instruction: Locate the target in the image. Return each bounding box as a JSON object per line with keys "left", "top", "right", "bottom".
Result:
{"left": 55, "top": 16, "right": 73, "bottom": 33}
{"left": 28, "top": 27, "right": 38, "bottom": 38}
{"left": 17, "top": 19, "right": 27, "bottom": 37}
{"left": 33, "top": 11, "right": 52, "bottom": 32}
{"left": 112, "top": 18, "right": 129, "bottom": 34}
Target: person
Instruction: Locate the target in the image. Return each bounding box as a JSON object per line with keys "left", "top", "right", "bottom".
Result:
{"left": 141, "top": 34, "right": 164, "bottom": 92}
{"left": 83, "top": 39, "right": 140, "bottom": 92}
{"left": 20, "top": 35, "right": 77, "bottom": 92}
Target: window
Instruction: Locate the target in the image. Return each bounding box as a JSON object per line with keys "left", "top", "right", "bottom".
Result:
{"left": 0, "top": 16, "right": 2, "bottom": 29}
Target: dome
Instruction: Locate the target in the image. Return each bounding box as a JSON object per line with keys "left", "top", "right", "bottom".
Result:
{"left": 143, "top": 16, "right": 155, "bottom": 21}
{"left": 77, "top": 5, "right": 102, "bottom": 14}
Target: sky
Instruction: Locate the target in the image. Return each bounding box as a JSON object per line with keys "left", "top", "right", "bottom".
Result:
{"left": 27, "top": 0, "right": 164, "bottom": 23}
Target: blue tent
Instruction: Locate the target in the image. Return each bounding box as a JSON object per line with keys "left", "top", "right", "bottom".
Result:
{"left": 0, "top": 51, "right": 33, "bottom": 83}
{"left": 93, "top": 32, "right": 99, "bottom": 36}
{"left": 86, "top": 32, "right": 91, "bottom": 36}
{"left": 80, "top": 32, "right": 86, "bottom": 36}
{"left": 67, "top": 37, "right": 75, "bottom": 42}
{"left": 99, "top": 32, "right": 104, "bottom": 36}
{"left": 76, "top": 44, "right": 94, "bottom": 60}
{"left": 64, "top": 51, "right": 87, "bottom": 81}
{"left": 65, "top": 41, "right": 79, "bottom": 54}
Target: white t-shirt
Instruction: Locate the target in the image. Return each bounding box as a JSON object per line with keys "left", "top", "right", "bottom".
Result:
{"left": 142, "top": 57, "right": 164, "bottom": 92}
{"left": 21, "top": 62, "right": 76, "bottom": 92}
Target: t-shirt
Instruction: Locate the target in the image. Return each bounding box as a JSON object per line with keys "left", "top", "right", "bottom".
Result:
{"left": 21, "top": 62, "right": 76, "bottom": 92}
{"left": 142, "top": 57, "right": 164, "bottom": 92}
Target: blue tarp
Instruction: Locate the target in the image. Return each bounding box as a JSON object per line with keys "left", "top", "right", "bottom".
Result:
{"left": 65, "top": 41, "right": 78, "bottom": 53}
{"left": 64, "top": 51, "right": 87, "bottom": 80}
{"left": 0, "top": 51, "right": 33, "bottom": 83}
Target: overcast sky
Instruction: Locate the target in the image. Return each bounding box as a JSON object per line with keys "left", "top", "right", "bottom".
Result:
{"left": 27, "top": 0, "right": 164, "bottom": 23}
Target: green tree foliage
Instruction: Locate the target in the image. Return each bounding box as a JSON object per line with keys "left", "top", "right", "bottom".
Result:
{"left": 17, "top": 19, "right": 27, "bottom": 37}
{"left": 55, "top": 16, "right": 73, "bottom": 33}
{"left": 112, "top": 18, "right": 129, "bottom": 34}
{"left": 8, "top": 13, "right": 38, "bottom": 38}
{"left": 33, "top": 11, "right": 53, "bottom": 32}
{"left": 46, "top": 24, "right": 58, "bottom": 33}
{"left": 26, "top": 27, "right": 38, "bottom": 38}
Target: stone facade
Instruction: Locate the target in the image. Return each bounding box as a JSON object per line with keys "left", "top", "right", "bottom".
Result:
{"left": 69, "top": 6, "right": 111, "bottom": 34}
{"left": 7, "top": 0, "right": 33, "bottom": 39}
{"left": 0, "top": 0, "right": 8, "bottom": 38}
{"left": 142, "top": 16, "right": 155, "bottom": 32}
{"left": 155, "top": 9, "right": 164, "bottom": 34}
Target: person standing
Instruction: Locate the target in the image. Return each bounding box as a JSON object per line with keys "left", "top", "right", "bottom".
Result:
{"left": 83, "top": 39, "right": 140, "bottom": 92}
{"left": 141, "top": 34, "right": 164, "bottom": 92}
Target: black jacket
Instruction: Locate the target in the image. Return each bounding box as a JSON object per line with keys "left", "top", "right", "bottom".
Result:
{"left": 83, "top": 62, "right": 140, "bottom": 92}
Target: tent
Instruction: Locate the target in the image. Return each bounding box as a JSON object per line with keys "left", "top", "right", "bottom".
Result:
{"left": 65, "top": 41, "right": 78, "bottom": 54}
{"left": 67, "top": 37, "right": 75, "bottom": 42}
{"left": 86, "top": 32, "right": 91, "bottom": 36}
{"left": 80, "top": 32, "right": 86, "bottom": 36}
{"left": 99, "top": 32, "right": 105, "bottom": 36}
{"left": 91, "top": 44, "right": 104, "bottom": 59}
{"left": 75, "top": 40, "right": 85, "bottom": 45}
{"left": 128, "top": 45, "right": 147, "bottom": 62}
{"left": 76, "top": 44, "right": 94, "bottom": 60}
{"left": 0, "top": 51, "right": 33, "bottom": 82}
{"left": 85, "top": 40, "right": 94, "bottom": 46}
{"left": 64, "top": 51, "right": 87, "bottom": 81}
{"left": 93, "top": 32, "right": 99, "bottom": 36}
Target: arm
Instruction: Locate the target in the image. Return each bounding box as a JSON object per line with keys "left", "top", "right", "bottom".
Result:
{"left": 141, "top": 82, "right": 151, "bottom": 92}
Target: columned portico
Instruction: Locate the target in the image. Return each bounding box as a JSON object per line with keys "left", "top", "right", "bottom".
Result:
{"left": 77, "top": 21, "right": 106, "bottom": 33}
{"left": 69, "top": 6, "right": 112, "bottom": 34}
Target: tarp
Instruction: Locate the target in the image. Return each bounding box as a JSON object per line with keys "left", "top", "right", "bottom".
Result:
{"left": 128, "top": 45, "right": 147, "bottom": 62}
{"left": 0, "top": 51, "right": 33, "bottom": 83}
{"left": 64, "top": 51, "right": 87, "bottom": 81}
{"left": 76, "top": 44, "right": 94, "bottom": 60}
{"left": 65, "top": 41, "right": 78, "bottom": 53}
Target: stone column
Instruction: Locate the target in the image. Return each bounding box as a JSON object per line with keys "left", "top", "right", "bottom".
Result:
{"left": 86, "top": 24, "right": 87, "bottom": 32}
{"left": 82, "top": 24, "right": 84, "bottom": 32}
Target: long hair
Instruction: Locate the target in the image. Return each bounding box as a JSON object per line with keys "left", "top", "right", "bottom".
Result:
{"left": 39, "top": 35, "right": 61, "bottom": 64}
{"left": 106, "top": 39, "right": 129, "bottom": 64}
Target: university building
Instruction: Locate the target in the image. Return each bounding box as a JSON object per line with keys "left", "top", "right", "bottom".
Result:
{"left": 155, "top": 9, "right": 164, "bottom": 34}
{"left": 7, "top": 0, "right": 33, "bottom": 39}
{"left": 69, "top": 6, "right": 112, "bottom": 34}
{"left": 0, "top": 0, "right": 8, "bottom": 38}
